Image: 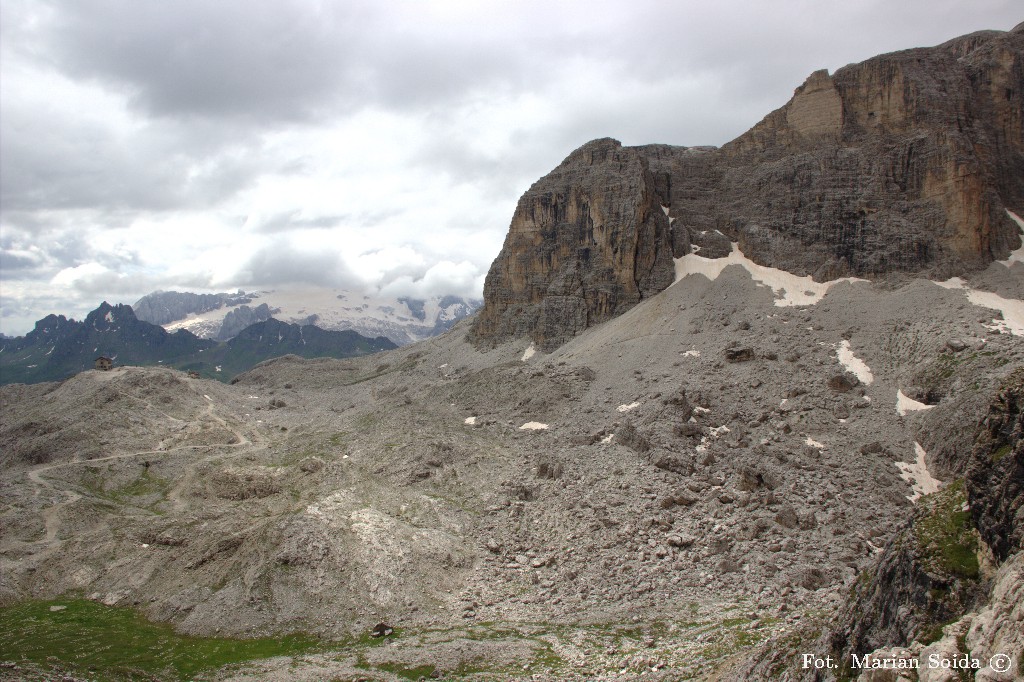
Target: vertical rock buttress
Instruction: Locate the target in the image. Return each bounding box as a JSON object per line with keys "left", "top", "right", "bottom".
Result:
{"left": 470, "top": 138, "right": 676, "bottom": 351}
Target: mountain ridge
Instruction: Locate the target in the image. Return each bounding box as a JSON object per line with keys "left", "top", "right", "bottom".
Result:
{"left": 472, "top": 23, "right": 1024, "bottom": 351}
{"left": 0, "top": 302, "right": 396, "bottom": 385}
{"left": 136, "top": 288, "right": 481, "bottom": 345}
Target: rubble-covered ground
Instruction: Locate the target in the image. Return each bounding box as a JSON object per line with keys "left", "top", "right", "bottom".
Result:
{"left": 1, "top": 261, "right": 1021, "bottom": 681}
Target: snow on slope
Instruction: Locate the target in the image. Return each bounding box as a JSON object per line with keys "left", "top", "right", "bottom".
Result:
{"left": 1001, "top": 210, "right": 1024, "bottom": 266}
{"left": 673, "top": 242, "right": 867, "bottom": 305}
{"left": 896, "top": 389, "right": 935, "bottom": 417}
{"left": 836, "top": 340, "right": 874, "bottom": 385}
{"left": 162, "top": 288, "right": 480, "bottom": 345}
{"left": 896, "top": 443, "right": 943, "bottom": 502}
{"left": 926, "top": 210, "right": 1024, "bottom": 336}
{"left": 671, "top": 235, "right": 1022, "bottom": 336}
{"left": 933, "top": 278, "right": 1024, "bottom": 336}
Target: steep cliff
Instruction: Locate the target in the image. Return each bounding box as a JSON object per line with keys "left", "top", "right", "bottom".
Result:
{"left": 830, "top": 367, "right": 1024, "bottom": 679}
{"left": 703, "top": 25, "right": 1024, "bottom": 281}
{"left": 471, "top": 138, "right": 676, "bottom": 351}
{"left": 472, "top": 23, "right": 1024, "bottom": 349}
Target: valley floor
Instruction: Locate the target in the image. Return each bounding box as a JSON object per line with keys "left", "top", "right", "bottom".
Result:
{"left": 2, "top": 265, "right": 1021, "bottom": 680}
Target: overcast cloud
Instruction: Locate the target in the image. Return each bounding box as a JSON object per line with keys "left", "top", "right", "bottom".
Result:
{"left": 1, "top": 0, "right": 1020, "bottom": 334}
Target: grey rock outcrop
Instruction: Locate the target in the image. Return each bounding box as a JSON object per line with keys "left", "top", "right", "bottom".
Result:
{"left": 216, "top": 303, "right": 273, "bottom": 340}
{"left": 471, "top": 138, "right": 676, "bottom": 351}
{"left": 828, "top": 367, "right": 1023, "bottom": 674}
{"left": 133, "top": 290, "right": 252, "bottom": 325}
{"left": 472, "top": 24, "right": 1024, "bottom": 350}
{"left": 967, "top": 367, "right": 1024, "bottom": 562}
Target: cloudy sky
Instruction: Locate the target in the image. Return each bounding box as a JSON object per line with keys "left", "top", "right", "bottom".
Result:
{"left": 1, "top": 1, "right": 1020, "bottom": 335}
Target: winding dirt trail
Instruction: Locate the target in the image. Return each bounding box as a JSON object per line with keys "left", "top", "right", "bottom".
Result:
{"left": 18, "top": 393, "right": 264, "bottom": 549}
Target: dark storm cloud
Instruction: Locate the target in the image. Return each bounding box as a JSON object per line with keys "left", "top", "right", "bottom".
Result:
{"left": 27, "top": 0, "right": 541, "bottom": 124}
{"left": 0, "top": 103, "right": 266, "bottom": 215}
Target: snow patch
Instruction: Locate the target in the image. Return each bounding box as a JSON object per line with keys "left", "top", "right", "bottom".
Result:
{"left": 104, "top": 311, "right": 114, "bottom": 323}
{"left": 521, "top": 344, "right": 536, "bottom": 362}
{"left": 617, "top": 402, "right": 640, "bottom": 413}
{"left": 692, "top": 406, "right": 710, "bottom": 415}
{"left": 805, "top": 437, "right": 825, "bottom": 449}
{"left": 896, "top": 443, "right": 942, "bottom": 502}
{"left": 600, "top": 433, "right": 615, "bottom": 444}
{"left": 682, "top": 349, "right": 701, "bottom": 357}
{"left": 934, "top": 277, "right": 1024, "bottom": 336}
{"left": 464, "top": 416, "right": 477, "bottom": 425}
{"left": 896, "top": 389, "right": 935, "bottom": 416}
{"left": 673, "top": 242, "right": 867, "bottom": 306}
{"left": 835, "top": 340, "right": 874, "bottom": 385}
{"left": 519, "top": 422, "right": 549, "bottom": 431}
{"left": 1001, "top": 210, "right": 1024, "bottom": 265}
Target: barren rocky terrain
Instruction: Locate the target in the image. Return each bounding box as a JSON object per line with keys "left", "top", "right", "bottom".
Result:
{"left": 2, "top": 254, "right": 1021, "bottom": 679}
{"left": 2, "top": 23, "right": 1022, "bottom": 682}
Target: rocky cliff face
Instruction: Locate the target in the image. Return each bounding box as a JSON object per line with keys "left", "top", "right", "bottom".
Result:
{"left": 471, "top": 138, "right": 676, "bottom": 351}
{"left": 472, "top": 24, "right": 1024, "bottom": 350}
{"left": 133, "top": 290, "right": 254, "bottom": 325}
{"left": 828, "top": 368, "right": 1023, "bottom": 679}
{"left": 216, "top": 302, "right": 273, "bottom": 340}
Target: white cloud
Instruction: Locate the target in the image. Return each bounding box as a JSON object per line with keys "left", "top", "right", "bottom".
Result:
{"left": 1, "top": 0, "right": 1021, "bottom": 334}
{"left": 379, "top": 260, "right": 485, "bottom": 299}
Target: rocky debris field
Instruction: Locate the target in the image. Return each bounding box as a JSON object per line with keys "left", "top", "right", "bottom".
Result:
{"left": 1, "top": 262, "right": 1021, "bottom": 680}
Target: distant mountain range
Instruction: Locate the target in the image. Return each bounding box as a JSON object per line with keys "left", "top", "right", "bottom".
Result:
{"left": 134, "top": 288, "right": 481, "bottom": 345}
{"left": 0, "top": 302, "right": 396, "bottom": 385}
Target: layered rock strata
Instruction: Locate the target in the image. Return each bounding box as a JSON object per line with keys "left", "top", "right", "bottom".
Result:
{"left": 472, "top": 24, "right": 1024, "bottom": 350}
{"left": 472, "top": 138, "right": 676, "bottom": 351}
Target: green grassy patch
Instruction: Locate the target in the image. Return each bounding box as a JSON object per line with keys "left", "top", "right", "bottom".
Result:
{"left": 110, "top": 470, "right": 169, "bottom": 503}
{"left": 914, "top": 480, "right": 979, "bottom": 580}
{"left": 991, "top": 443, "right": 1012, "bottom": 463}
{"left": 0, "top": 598, "right": 329, "bottom": 681}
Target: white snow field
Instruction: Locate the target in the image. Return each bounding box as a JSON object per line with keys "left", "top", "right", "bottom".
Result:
{"left": 896, "top": 390, "right": 935, "bottom": 417}
{"left": 163, "top": 287, "right": 477, "bottom": 343}
{"left": 1001, "top": 210, "right": 1024, "bottom": 266}
{"left": 673, "top": 242, "right": 867, "bottom": 306}
{"left": 933, "top": 278, "right": 1024, "bottom": 336}
{"left": 835, "top": 340, "right": 874, "bottom": 385}
{"left": 896, "top": 443, "right": 943, "bottom": 502}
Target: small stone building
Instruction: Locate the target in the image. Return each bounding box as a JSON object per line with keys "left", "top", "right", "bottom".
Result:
{"left": 94, "top": 356, "right": 113, "bottom": 371}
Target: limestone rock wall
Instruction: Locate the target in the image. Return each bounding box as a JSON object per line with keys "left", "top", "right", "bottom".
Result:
{"left": 471, "top": 138, "right": 675, "bottom": 351}
{"left": 471, "top": 24, "right": 1023, "bottom": 350}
